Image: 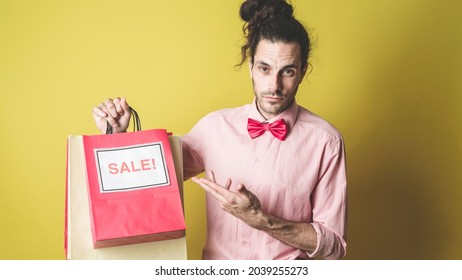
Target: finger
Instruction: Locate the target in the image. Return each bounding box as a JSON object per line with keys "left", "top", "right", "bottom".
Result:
{"left": 236, "top": 184, "right": 261, "bottom": 208}
{"left": 104, "top": 99, "right": 119, "bottom": 119}
{"left": 96, "top": 103, "right": 119, "bottom": 128}
{"left": 92, "top": 106, "right": 107, "bottom": 118}
{"left": 236, "top": 184, "right": 253, "bottom": 200}
{"left": 96, "top": 103, "right": 113, "bottom": 119}
{"left": 199, "top": 177, "right": 232, "bottom": 197}
{"left": 106, "top": 116, "right": 120, "bottom": 128}
{"left": 120, "top": 97, "right": 130, "bottom": 113}
{"left": 224, "top": 178, "right": 232, "bottom": 190}
{"left": 207, "top": 171, "right": 216, "bottom": 183}
{"left": 113, "top": 98, "right": 125, "bottom": 116}
{"left": 192, "top": 177, "right": 228, "bottom": 204}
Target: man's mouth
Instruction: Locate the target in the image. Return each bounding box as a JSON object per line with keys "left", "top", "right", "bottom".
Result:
{"left": 263, "top": 95, "right": 283, "bottom": 102}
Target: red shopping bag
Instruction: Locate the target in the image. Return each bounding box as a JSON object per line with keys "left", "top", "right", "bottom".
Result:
{"left": 82, "top": 128, "right": 186, "bottom": 248}
{"left": 64, "top": 134, "right": 187, "bottom": 259}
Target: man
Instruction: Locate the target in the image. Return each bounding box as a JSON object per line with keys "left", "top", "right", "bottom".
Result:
{"left": 93, "top": 0, "right": 347, "bottom": 260}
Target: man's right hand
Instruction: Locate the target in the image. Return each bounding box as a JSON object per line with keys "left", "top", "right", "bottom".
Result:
{"left": 92, "top": 97, "right": 131, "bottom": 134}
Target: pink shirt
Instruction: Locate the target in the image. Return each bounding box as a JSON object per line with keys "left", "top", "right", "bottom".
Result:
{"left": 182, "top": 100, "right": 347, "bottom": 260}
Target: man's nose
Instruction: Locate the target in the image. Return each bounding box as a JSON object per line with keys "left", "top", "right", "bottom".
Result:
{"left": 268, "top": 73, "right": 282, "bottom": 92}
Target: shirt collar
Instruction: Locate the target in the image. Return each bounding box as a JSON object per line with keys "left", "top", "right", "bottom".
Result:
{"left": 248, "top": 98, "right": 299, "bottom": 137}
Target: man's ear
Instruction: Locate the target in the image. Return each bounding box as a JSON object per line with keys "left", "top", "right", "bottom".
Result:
{"left": 248, "top": 60, "right": 253, "bottom": 79}
{"left": 299, "top": 62, "right": 308, "bottom": 84}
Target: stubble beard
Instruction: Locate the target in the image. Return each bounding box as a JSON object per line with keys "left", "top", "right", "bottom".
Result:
{"left": 253, "top": 86, "right": 297, "bottom": 119}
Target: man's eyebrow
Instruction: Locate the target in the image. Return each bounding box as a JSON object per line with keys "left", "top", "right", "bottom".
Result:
{"left": 255, "top": 61, "right": 298, "bottom": 69}
{"left": 253, "top": 60, "right": 299, "bottom": 72}
{"left": 281, "top": 63, "right": 297, "bottom": 69}
{"left": 255, "top": 60, "right": 271, "bottom": 67}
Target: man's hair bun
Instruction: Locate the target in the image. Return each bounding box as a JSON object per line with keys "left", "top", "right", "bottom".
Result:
{"left": 236, "top": 0, "right": 311, "bottom": 71}
{"left": 239, "top": 0, "right": 294, "bottom": 24}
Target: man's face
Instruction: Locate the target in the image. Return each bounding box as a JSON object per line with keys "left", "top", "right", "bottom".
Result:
{"left": 250, "top": 39, "right": 307, "bottom": 120}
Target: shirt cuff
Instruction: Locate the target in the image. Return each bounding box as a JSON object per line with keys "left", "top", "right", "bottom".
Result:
{"left": 306, "top": 223, "right": 322, "bottom": 258}
{"left": 307, "top": 223, "right": 345, "bottom": 260}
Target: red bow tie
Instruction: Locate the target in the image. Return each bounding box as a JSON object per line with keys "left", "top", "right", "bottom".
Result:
{"left": 247, "top": 118, "right": 287, "bottom": 141}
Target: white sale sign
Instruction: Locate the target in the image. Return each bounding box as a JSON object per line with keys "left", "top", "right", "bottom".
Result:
{"left": 93, "top": 142, "right": 170, "bottom": 192}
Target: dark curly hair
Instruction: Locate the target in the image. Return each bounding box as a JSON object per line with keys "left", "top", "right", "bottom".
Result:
{"left": 237, "top": 0, "right": 311, "bottom": 71}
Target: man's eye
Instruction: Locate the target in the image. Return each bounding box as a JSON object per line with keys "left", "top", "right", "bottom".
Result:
{"left": 283, "top": 69, "right": 295, "bottom": 76}
{"left": 259, "top": 67, "right": 269, "bottom": 73}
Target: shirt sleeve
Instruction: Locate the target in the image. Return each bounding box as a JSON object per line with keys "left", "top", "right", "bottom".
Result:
{"left": 307, "top": 138, "right": 347, "bottom": 260}
{"left": 181, "top": 115, "right": 209, "bottom": 180}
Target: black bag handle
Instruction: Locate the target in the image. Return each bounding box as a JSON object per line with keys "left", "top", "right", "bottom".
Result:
{"left": 106, "top": 106, "right": 141, "bottom": 134}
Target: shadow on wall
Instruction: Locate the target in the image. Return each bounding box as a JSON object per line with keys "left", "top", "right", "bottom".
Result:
{"left": 344, "top": 2, "right": 462, "bottom": 259}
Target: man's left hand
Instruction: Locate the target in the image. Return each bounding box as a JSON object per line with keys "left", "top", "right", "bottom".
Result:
{"left": 192, "top": 171, "right": 265, "bottom": 229}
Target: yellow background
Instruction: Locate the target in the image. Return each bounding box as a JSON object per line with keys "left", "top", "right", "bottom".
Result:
{"left": 0, "top": 0, "right": 461, "bottom": 260}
